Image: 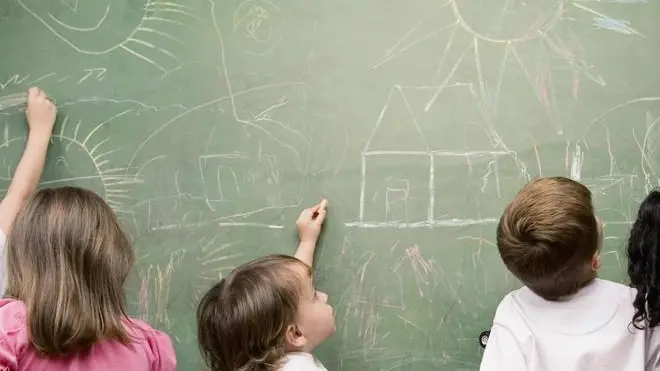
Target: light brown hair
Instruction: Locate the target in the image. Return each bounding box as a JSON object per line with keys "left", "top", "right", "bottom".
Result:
{"left": 497, "top": 177, "right": 600, "bottom": 300}
{"left": 6, "top": 187, "right": 134, "bottom": 356}
{"left": 197, "top": 254, "right": 311, "bottom": 371}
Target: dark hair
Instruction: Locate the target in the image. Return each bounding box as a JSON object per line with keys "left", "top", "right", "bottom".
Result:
{"left": 628, "top": 190, "right": 660, "bottom": 329}
{"left": 196, "top": 254, "right": 311, "bottom": 371}
{"left": 6, "top": 187, "right": 134, "bottom": 356}
{"left": 497, "top": 177, "right": 600, "bottom": 300}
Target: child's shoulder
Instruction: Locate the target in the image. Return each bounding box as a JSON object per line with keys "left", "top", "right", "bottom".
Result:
{"left": 593, "top": 278, "right": 637, "bottom": 299}
{"left": 493, "top": 279, "right": 637, "bottom": 335}
{"left": 500, "top": 278, "right": 634, "bottom": 307}
{"left": 493, "top": 279, "right": 632, "bottom": 317}
{"left": 0, "top": 298, "right": 30, "bottom": 356}
{"left": 125, "top": 317, "right": 167, "bottom": 337}
{"left": 569, "top": 278, "right": 637, "bottom": 305}
{"left": 124, "top": 317, "right": 177, "bottom": 369}
{"left": 124, "top": 316, "right": 174, "bottom": 349}
{"left": 0, "top": 298, "right": 27, "bottom": 333}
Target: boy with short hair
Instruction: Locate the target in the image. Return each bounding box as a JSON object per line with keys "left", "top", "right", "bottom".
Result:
{"left": 480, "top": 177, "right": 656, "bottom": 371}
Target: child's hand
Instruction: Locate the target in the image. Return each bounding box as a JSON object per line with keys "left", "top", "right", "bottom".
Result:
{"left": 25, "top": 87, "right": 56, "bottom": 137}
{"left": 296, "top": 199, "right": 328, "bottom": 246}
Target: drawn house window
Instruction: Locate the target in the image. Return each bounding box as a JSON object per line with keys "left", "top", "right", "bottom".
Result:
{"left": 385, "top": 179, "right": 410, "bottom": 222}
{"left": 199, "top": 155, "right": 244, "bottom": 204}
{"left": 215, "top": 166, "right": 240, "bottom": 200}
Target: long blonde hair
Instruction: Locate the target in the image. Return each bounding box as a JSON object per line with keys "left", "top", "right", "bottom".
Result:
{"left": 6, "top": 187, "right": 134, "bottom": 356}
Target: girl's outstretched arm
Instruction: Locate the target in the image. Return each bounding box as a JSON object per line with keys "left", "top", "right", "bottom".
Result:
{"left": 0, "top": 87, "right": 55, "bottom": 235}
{"left": 294, "top": 199, "right": 328, "bottom": 267}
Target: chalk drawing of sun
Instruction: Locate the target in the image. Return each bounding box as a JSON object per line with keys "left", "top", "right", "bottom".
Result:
{"left": 373, "top": 0, "right": 645, "bottom": 134}
{"left": 0, "top": 100, "right": 153, "bottom": 214}
{"left": 17, "top": 0, "right": 203, "bottom": 74}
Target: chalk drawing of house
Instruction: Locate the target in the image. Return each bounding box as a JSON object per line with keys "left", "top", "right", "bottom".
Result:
{"left": 345, "top": 85, "right": 521, "bottom": 228}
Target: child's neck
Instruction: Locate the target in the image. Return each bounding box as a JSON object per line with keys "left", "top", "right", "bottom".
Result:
{"left": 285, "top": 344, "right": 315, "bottom": 354}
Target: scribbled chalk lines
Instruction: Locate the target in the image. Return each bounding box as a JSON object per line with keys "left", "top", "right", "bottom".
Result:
{"left": 0, "top": 69, "right": 114, "bottom": 93}
{"left": 136, "top": 249, "right": 185, "bottom": 326}
{"left": 373, "top": 0, "right": 645, "bottom": 135}
{"left": 77, "top": 68, "right": 107, "bottom": 84}
{"left": 577, "top": 98, "right": 660, "bottom": 192}
{"left": 209, "top": 0, "right": 309, "bottom": 152}
{"left": 631, "top": 113, "right": 660, "bottom": 192}
{"left": 0, "top": 74, "right": 30, "bottom": 91}
{"left": 580, "top": 97, "right": 660, "bottom": 138}
{"left": 372, "top": 5, "right": 457, "bottom": 70}
{"left": 125, "top": 81, "right": 306, "bottom": 181}
{"left": 17, "top": 0, "right": 197, "bottom": 74}
{"left": 335, "top": 252, "right": 393, "bottom": 351}
{"left": 0, "top": 92, "right": 28, "bottom": 112}
{"left": 197, "top": 238, "right": 243, "bottom": 283}
{"left": 0, "top": 110, "right": 139, "bottom": 213}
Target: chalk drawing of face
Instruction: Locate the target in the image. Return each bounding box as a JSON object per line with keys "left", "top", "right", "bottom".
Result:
{"left": 232, "top": 0, "right": 284, "bottom": 56}
{"left": 17, "top": 0, "right": 203, "bottom": 74}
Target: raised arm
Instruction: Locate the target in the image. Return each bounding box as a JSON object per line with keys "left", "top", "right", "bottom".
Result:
{"left": 294, "top": 199, "right": 328, "bottom": 267}
{"left": 0, "top": 87, "right": 56, "bottom": 235}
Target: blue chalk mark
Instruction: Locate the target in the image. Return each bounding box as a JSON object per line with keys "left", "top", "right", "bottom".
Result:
{"left": 593, "top": 16, "right": 635, "bottom": 35}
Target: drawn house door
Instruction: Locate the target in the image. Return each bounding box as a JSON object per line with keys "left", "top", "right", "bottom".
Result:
{"left": 362, "top": 154, "right": 431, "bottom": 224}
{"left": 385, "top": 179, "right": 409, "bottom": 222}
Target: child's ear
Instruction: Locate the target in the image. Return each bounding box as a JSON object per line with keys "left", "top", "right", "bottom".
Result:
{"left": 285, "top": 324, "right": 306, "bottom": 350}
{"left": 591, "top": 252, "right": 601, "bottom": 271}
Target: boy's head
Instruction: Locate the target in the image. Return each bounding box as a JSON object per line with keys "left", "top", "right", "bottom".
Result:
{"left": 497, "top": 177, "right": 602, "bottom": 300}
{"left": 197, "top": 254, "right": 335, "bottom": 371}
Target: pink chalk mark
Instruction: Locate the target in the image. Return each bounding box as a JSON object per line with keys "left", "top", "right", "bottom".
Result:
{"left": 536, "top": 70, "right": 551, "bottom": 113}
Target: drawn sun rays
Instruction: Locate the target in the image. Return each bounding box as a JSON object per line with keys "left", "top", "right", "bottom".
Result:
{"left": 17, "top": 0, "right": 203, "bottom": 74}
{"left": 0, "top": 101, "right": 148, "bottom": 215}
{"left": 373, "top": 0, "right": 645, "bottom": 134}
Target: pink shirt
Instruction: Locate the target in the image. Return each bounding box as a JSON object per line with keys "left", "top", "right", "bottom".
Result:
{"left": 0, "top": 299, "right": 176, "bottom": 371}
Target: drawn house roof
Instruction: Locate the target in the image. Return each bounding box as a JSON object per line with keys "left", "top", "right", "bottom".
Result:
{"left": 364, "top": 86, "right": 431, "bottom": 153}
{"left": 363, "top": 85, "right": 501, "bottom": 154}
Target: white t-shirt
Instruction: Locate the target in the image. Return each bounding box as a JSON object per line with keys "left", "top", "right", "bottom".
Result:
{"left": 480, "top": 279, "right": 660, "bottom": 371}
{"left": 280, "top": 352, "right": 327, "bottom": 371}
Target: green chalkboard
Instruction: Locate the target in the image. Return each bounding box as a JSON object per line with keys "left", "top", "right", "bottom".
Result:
{"left": 1, "top": 0, "right": 659, "bottom": 369}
